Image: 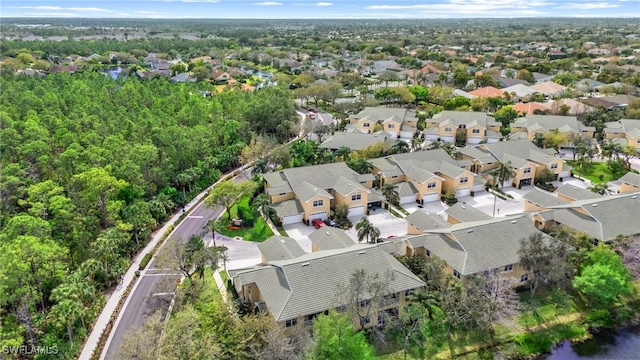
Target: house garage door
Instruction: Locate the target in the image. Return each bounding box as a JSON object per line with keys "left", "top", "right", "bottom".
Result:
{"left": 400, "top": 195, "right": 416, "bottom": 205}
{"left": 467, "top": 137, "right": 482, "bottom": 144}
{"left": 282, "top": 214, "right": 302, "bottom": 226}
{"left": 425, "top": 134, "right": 439, "bottom": 141}
{"left": 308, "top": 211, "right": 327, "bottom": 221}
{"left": 456, "top": 188, "right": 471, "bottom": 197}
{"left": 348, "top": 205, "right": 366, "bottom": 217}
{"left": 422, "top": 193, "right": 439, "bottom": 203}
{"left": 441, "top": 136, "right": 454, "bottom": 143}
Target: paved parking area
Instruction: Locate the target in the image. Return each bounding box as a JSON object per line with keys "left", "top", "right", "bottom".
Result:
{"left": 551, "top": 177, "right": 591, "bottom": 189}
{"left": 283, "top": 223, "right": 315, "bottom": 252}
{"left": 402, "top": 201, "right": 447, "bottom": 215}
{"left": 458, "top": 189, "right": 525, "bottom": 218}
{"left": 345, "top": 211, "right": 408, "bottom": 240}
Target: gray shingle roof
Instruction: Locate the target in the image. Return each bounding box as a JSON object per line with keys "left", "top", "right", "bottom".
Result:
{"left": 296, "top": 181, "right": 333, "bottom": 203}
{"left": 321, "top": 132, "right": 394, "bottom": 151}
{"left": 406, "top": 211, "right": 451, "bottom": 231}
{"left": 445, "top": 203, "right": 491, "bottom": 222}
{"left": 396, "top": 181, "right": 419, "bottom": 197}
{"left": 523, "top": 188, "right": 568, "bottom": 208}
{"left": 522, "top": 114, "right": 581, "bottom": 134}
{"left": 620, "top": 172, "right": 640, "bottom": 187}
{"left": 410, "top": 216, "right": 548, "bottom": 275}
{"left": 545, "top": 193, "right": 640, "bottom": 241}
{"left": 481, "top": 139, "right": 556, "bottom": 166}
{"left": 258, "top": 235, "right": 306, "bottom": 262}
{"left": 333, "top": 176, "right": 368, "bottom": 196}
{"left": 430, "top": 111, "right": 495, "bottom": 128}
{"left": 351, "top": 107, "right": 417, "bottom": 123}
{"left": 555, "top": 184, "right": 602, "bottom": 201}
{"left": 308, "top": 227, "right": 355, "bottom": 251}
{"left": 271, "top": 199, "right": 304, "bottom": 217}
{"left": 233, "top": 245, "right": 425, "bottom": 322}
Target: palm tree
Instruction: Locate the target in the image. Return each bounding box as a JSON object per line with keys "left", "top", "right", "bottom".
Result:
{"left": 411, "top": 136, "right": 423, "bottom": 152}
{"left": 203, "top": 219, "right": 218, "bottom": 247}
{"left": 441, "top": 142, "right": 462, "bottom": 160}
{"left": 347, "top": 158, "right": 374, "bottom": 174}
{"left": 335, "top": 146, "right": 352, "bottom": 162}
{"left": 252, "top": 157, "right": 269, "bottom": 175}
{"left": 489, "top": 161, "right": 516, "bottom": 191}
{"left": 356, "top": 216, "right": 381, "bottom": 243}
{"left": 251, "top": 193, "right": 275, "bottom": 225}
{"left": 381, "top": 183, "right": 400, "bottom": 207}
{"left": 389, "top": 140, "right": 410, "bottom": 154}
{"left": 428, "top": 141, "right": 442, "bottom": 150}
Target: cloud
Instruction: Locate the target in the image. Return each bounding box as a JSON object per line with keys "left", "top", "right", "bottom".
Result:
{"left": 366, "top": 0, "right": 553, "bottom": 11}
{"left": 10, "top": 6, "right": 116, "bottom": 12}
{"left": 556, "top": 2, "right": 619, "bottom": 9}
{"left": 314, "top": 2, "right": 333, "bottom": 5}
{"left": 254, "top": 1, "right": 283, "bottom": 5}
{"left": 136, "top": 10, "right": 163, "bottom": 14}
{"left": 9, "top": 12, "right": 79, "bottom": 17}
{"left": 151, "top": 0, "right": 219, "bottom": 2}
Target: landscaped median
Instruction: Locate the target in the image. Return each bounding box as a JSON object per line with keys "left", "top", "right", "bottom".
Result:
{"left": 215, "top": 195, "right": 274, "bottom": 242}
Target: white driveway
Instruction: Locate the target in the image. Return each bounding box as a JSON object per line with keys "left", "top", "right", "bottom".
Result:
{"left": 346, "top": 211, "right": 408, "bottom": 240}
{"left": 283, "top": 223, "right": 315, "bottom": 252}
{"left": 551, "top": 177, "right": 591, "bottom": 189}
{"left": 402, "top": 201, "right": 447, "bottom": 215}
{"left": 458, "top": 191, "right": 525, "bottom": 218}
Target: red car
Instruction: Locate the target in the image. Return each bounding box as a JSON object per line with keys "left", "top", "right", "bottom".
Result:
{"left": 312, "top": 218, "right": 326, "bottom": 229}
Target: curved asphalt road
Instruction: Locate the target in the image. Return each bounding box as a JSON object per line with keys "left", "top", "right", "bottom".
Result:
{"left": 102, "top": 169, "right": 260, "bottom": 360}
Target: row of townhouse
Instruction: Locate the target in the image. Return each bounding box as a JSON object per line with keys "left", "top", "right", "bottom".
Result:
{"left": 604, "top": 119, "right": 640, "bottom": 149}
{"left": 230, "top": 192, "right": 640, "bottom": 331}
{"left": 265, "top": 139, "right": 569, "bottom": 225}
{"left": 424, "top": 111, "right": 595, "bottom": 146}
{"left": 346, "top": 107, "right": 419, "bottom": 140}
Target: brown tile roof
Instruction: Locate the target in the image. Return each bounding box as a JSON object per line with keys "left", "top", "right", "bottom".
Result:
{"left": 468, "top": 86, "right": 505, "bottom": 98}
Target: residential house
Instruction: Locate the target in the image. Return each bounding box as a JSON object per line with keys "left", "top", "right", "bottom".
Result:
{"left": 494, "top": 77, "right": 531, "bottom": 88}
{"left": 348, "top": 107, "right": 418, "bottom": 140}
{"left": 619, "top": 172, "right": 640, "bottom": 193}
{"left": 257, "top": 235, "right": 306, "bottom": 264}
{"left": 573, "top": 78, "right": 605, "bottom": 92}
{"left": 263, "top": 163, "right": 377, "bottom": 225}
{"left": 406, "top": 211, "right": 451, "bottom": 235}
{"left": 468, "top": 86, "right": 506, "bottom": 98}
{"left": 444, "top": 202, "right": 491, "bottom": 224}
{"left": 603, "top": 119, "right": 640, "bottom": 149}
{"left": 424, "top": 111, "right": 495, "bottom": 144}
{"left": 460, "top": 139, "right": 569, "bottom": 188}
{"left": 502, "top": 84, "right": 537, "bottom": 100}
{"left": 513, "top": 102, "right": 548, "bottom": 115}
{"left": 404, "top": 216, "right": 547, "bottom": 282}
{"left": 309, "top": 227, "right": 356, "bottom": 252}
{"left": 453, "top": 89, "right": 477, "bottom": 99}
{"left": 542, "top": 99, "right": 594, "bottom": 116}
{"left": 212, "top": 71, "right": 231, "bottom": 83}
{"left": 523, "top": 188, "right": 568, "bottom": 212}
{"left": 583, "top": 95, "right": 639, "bottom": 110}
{"left": 533, "top": 193, "right": 640, "bottom": 242}
{"left": 555, "top": 184, "right": 603, "bottom": 202}
{"left": 170, "top": 73, "right": 196, "bottom": 83}
{"left": 320, "top": 132, "right": 396, "bottom": 152}
{"left": 229, "top": 244, "right": 425, "bottom": 330}
{"left": 530, "top": 81, "right": 567, "bottom": 97}
{"left": 370, "top": 149, "right": 481, "bottom": 200}
{"left": 367, "top": 60, "right": 403, "bottom": 75}
{"left": 510, "top": 114, "right": 596, "bottom": 142}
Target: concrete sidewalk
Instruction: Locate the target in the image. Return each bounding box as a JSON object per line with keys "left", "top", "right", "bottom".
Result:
{"left": 79, "top": 166, "right": 249, "bottom": 360}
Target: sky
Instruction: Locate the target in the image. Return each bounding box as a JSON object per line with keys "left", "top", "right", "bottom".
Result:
{"left": 1, "top": 0, "right": 639, "bottom": 19}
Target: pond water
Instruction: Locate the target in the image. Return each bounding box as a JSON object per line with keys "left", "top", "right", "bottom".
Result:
{"left": 546, "top": 327, "right": 640, "bottom": 359}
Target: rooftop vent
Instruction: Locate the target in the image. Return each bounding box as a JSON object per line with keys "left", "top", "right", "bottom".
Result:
{"left": 592, "top": 204, "right": 598, "bottom": 207}
{"left": 632, "top": 195, "right": 637, "bottom": 199}
{"left": 461, "top": 205, "right": 466, "bottom": 209}
{"left": 325, "top": 231, "right": 330, "bottom": 235}
{"left": 573, "top": 187, "right": 578, "bottom": 190}
{"left": 511, "top": 220, "right": 518, "bottom": 224}
{"left": 467, "top": 229, "right": 474, "bottom": 233}
{"left": 314, "top": 187, "right": 317, "bottom": 191}
{"left": 301, "top": 262, "right": 310, "bottom": 267}
{"left": 348, "top": 183, "right": 352, "bottom": 186}
{"left": 358, "top": 250, "right": 366, "bottom": 254}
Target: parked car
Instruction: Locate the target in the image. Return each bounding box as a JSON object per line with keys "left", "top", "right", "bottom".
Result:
{"left": 324, "top": 219, "right": 337, "bottom": 227}
{"left": 312, "top": 218, "right": 326, "bottom": 229}
{"left": 376, "top": 238, "right": 385, "bottom": 243}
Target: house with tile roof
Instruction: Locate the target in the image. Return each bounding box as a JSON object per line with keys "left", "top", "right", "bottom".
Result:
{"left": 424, "top": 111, "right": 497, "bottom": 144}
{"left": 509, "top": 114, "right": 596, "bottom": 142}
{"left": 263, "top": 163, "right": 377, "bottom": 225}
{"left": 530, "top": 81, "right": 567, "bottom": 97}
{"left": 403, "top": 216, "right": 547, "bottom": 282}
{"left": 555, "top": 183, "right": 602, "bottom": 202}
{"left": 444, "top": 202, "right": 492, "bottom": 224}
{"left": 309, "top": 227, "right": 356, "bottom": 252}
{"left": 258, "top": 235, "right": 306, "bottom": 264}
{"left": 460, "top": 139, "right": 569, "bottom": 188}
{"left": 229, "top": 244, "right": 424, "bottom": 331}
{"left": 603, "top": 119, "right": 640, "bottom": 149}
{"left": 468, "top": 86, "right": 506, "bottom": 98}
{"left": 532, "top": 192, "right": 640, "bottom": 242}
{"left": 523, "top": 188, "right": 568, "bottom": 212}
{"left": 619, "top": 172, "right": 640, "bottom": 193}
{"left": 542, "top": 99, "right": 594, "bottom": 116}
{"left": 406, "top": 211, "right": 451, "bottom": 234}
{"left": 513, "top": 102, "right": 548, "bottom": 115}
{"left": 349, "top": 107, "right": 419, "bottom": 139}
{"left": 320, "top": 132, "right": 396, "bottom": 152}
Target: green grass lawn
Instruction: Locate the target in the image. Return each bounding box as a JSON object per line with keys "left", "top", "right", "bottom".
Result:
{"left": 276, "top": 227, "right": 288, "bottom": 236}
{"left": 216, "top": 195, "right": 274, "bottom": 242}
{"left": 566, "top": 160, "right": 628, "bottom": 183}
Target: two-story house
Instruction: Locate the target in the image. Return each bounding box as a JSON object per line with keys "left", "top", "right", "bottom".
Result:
{"left": 229, "top": 242, "right": 424, "bottom": 332}
{"left": 619, "top": 172, "right": 640, "bottom": 193}
{"left": 424, "top": 111, "right": 497, "bottom": 145}
{"left": 604, "top": 119, "right": 640, "bottom": 149}
{"left": 349, "top": 107, "right": 418, "bottom": 140}
{"left": 263, "top": 163, "right": 377, "bottom": 225}
{"left": 510, "top": 114, "right": 595, "bottom": 143}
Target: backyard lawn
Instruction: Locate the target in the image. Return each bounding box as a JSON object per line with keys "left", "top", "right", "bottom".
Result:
{"left": 566, "top": 160, "right": 628, "bottom": 183}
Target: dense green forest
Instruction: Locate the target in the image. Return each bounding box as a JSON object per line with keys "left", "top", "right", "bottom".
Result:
{"left": 0, "top": 72, "right": 298, "bottom": 357}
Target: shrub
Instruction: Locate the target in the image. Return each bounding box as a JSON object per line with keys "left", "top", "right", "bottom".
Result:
{"left": 586, "top": 309, "right": 613, "bottom": 327}
{"left": 139, "top": 253, "right": 152, "bottom": 270}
